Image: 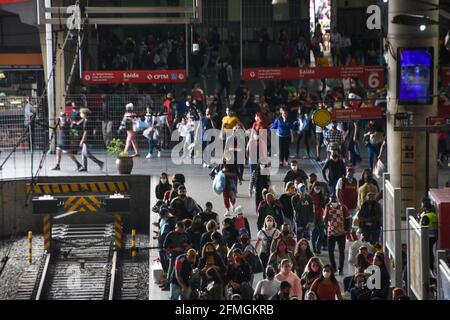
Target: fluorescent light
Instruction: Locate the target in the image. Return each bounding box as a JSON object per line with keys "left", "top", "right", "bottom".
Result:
{"left": 420, "top": 24, "right": 427, "bottom": 31}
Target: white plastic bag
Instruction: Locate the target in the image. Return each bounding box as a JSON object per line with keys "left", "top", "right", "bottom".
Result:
{"left": 373, "top": 159, "right": 385, "bottom": 179}
{"left": 151, "top": 258, "right": 164, "bottom": 284}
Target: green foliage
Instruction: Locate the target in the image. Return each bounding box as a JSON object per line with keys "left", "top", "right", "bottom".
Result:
{"left": 107, "top": 138, "right": 130, "bottom": 158}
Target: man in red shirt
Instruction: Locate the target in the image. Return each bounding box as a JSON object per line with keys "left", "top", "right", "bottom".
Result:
{"left": 323, "top": 195, "right": 351, "bottom": 275}
{"left": 336, "top": 166, "right": 358, "bottom": 241}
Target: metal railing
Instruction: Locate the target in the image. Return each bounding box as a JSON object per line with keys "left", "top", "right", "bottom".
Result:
{"left": 437, "top": 250, "right": 450, "bottom": 300}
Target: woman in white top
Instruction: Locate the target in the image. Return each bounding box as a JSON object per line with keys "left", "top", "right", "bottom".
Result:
{"left": 253, "top": 266, "right": 281, "bottom": 300}
{"left": 255, "top": 215, "right": 281, "bottom": 269}
{"left": 176, "top": 116, "right": 195, "bottom": 158}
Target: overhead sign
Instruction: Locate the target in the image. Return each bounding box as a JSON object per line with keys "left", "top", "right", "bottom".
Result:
{"left": 331, "top": 107, "right": 383, "bottom": 121}
{"left": 82, "top": 70, "right": 187, "bottom": 84}
{"left": 243, "top": 66, "right": 384, "bottom": 89}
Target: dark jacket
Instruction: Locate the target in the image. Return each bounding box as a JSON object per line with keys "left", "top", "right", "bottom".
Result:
{"left": 187, "top": 223, "right": 207, "bottom": 251}
{"left": 358, "top": 200, "right": 382, "bottom": 231}
{"left": 291, "top": 194, "right": 315, "bottom": 227}
{"left": 322, "top": 158, "right": 346, "bottom": 186}
{"left": 257, "top": 201, "right": 284, "bottom": 230}
{"left": 279, "top": 193, "right": 294, "bottom": 221}
{"left": 155, "top": 182, "right": 172, "bottom": 201}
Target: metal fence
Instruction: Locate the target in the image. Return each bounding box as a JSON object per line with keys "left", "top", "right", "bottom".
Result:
{"left": 0, "top": 96, "right": 48, "bottom": 150}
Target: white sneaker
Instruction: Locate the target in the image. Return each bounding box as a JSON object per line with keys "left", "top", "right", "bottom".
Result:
{"left": 146, "top": 153, "right": 152, "bottom": 159}
{"left": 157, "top": 151, "right": 161, "bottom": 158}
{"left": 202, "top": 163, "right": 208, "bottom": 168}
{"left": 224, "top": 209, "right": 231, "bottom": 217}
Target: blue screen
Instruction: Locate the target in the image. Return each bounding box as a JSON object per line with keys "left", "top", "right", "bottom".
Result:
{"left": 398, "top": 48, "right": 433, "bottom": 105}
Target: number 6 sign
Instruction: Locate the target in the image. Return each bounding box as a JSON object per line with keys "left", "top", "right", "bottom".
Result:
{"left": 365, "top": 67, "right": 384, "bottom": 89}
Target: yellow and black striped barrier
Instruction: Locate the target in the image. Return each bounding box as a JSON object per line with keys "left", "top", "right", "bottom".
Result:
{"left": 63, "top": 195, "right": 101, "bottom": 213}
{"left": 26, "top": 181, "right": 129, "bottom": 195}
{"left": 131, "top": 229, "right": 137, "bottom": 259}
{"left": 114, "top": 214, "right": 123, "bottom": 250}
{"left": 28, "top": 231, "right": 32, "bottom": 264}
{"left": 43, "top": 215, "right": 52, "bottom": 252}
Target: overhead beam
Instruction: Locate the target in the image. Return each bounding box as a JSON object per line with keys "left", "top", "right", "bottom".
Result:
{"left": 44, "top": 6, "right": 194, "bottom": 14}
{"left": 44, "top": 17, "right": 195, "bottom": 25}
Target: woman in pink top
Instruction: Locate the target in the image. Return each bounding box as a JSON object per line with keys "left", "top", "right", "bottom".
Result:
{"left": 275, "top": 259, "right": 303, "bottom": 299}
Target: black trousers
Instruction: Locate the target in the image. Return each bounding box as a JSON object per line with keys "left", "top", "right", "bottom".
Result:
{"left": 279, "top": 136, "right": 291, "bottom": 163}
{"left": 328, "top": 234, "right": 346, "bottom": 272}
{"left": 296, "top": 131, "right": 311, "bottom": 156}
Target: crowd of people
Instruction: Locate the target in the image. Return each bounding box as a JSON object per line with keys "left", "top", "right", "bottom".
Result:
{"left": 150, "top": 163, "right": 421, "bottom": 300}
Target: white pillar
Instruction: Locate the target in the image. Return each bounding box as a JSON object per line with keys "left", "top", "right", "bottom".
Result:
{"left": 44, "top": 0, "right": 55, "bottom": 150}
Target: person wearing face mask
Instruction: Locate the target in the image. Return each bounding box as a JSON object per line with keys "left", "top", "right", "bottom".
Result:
{"left": 274, "top": 259, "right": 303, "bottom": 299}
{"left": 357, "top": 173, "right": 379, "bottom": 209}
{"left": 336, "top": 166, "right": 358, "bottom": 240}
{"left": 155, "top": 172, "right": 172, "bottom": 201}
{"left": 283, "top": 160, "right": 308, "bottom": 189}
{"left": 198, "top": 243, "right": 226, "bottom": 289}
{"left": 169, "top": 246, "right": 197, "bottom": 300}
{"left": 199, "top": 202, "right": 219, "bottom": 226}
{"left": 222, "top": 218, "right": 238, "bottom": 249}
{"left": 321, "top": 149, "right": 346, "bottom": 196}
{"left": 355, "top": 192, "right": 382, "bottom": 245}
{"left": 210, "top": 231, "right": 228, "bottom": 263}
{"left": 254, "top": 266, "right": 281, "bottom": 300}
{"left": 270, "top": 281, "right": 292, "bottom": 300}
{"left": 271, "top": 106, "right": 295, "bottom": 167}
{"left": 279, "top": 182, "right": 297, "bottom": 233}
{"left": 231, "top": 206, "right": 251, "bottom": 238}
{"left": 268, "top": 239, "right": 296, "bottom": 270}
{"left": 308, "top": 173, "right": 329, "bottom": 198}
{"left": 354, "top": 252, "right": 390, "bottom": 300}
{"left": 257, "top": 193, "right": 284, "bottom": 231}
{"left": 292, "top": 183, "right": 315, "bottom": 240}
{"left": 255, "top": 216, "right": 281, "bottom": 269}
{"left": 226, "top": 248, "right": 253, "bottom": 300}
{"left": 310, "top": 264, "right": 343, "bottom": 300}
{"left": 247, "top": 112, "right": 268, "bottom": 174}
{"left": 293, "top": 239, "right": 315, "bottom": 278}
{"left": 301, "top": 257, "right": 324, "bottom": 296}
{"left": 293, "top": 107, "right": 312, "bottom": 159}
{"left": 228, "top": 228, "right": 258, "bottom": 272}
{"left": 310, "top": 181, "right": 327, "bottom": 254}
{"left": 250, "top": 160, "right": 271, "bottom": 209}
{"left": 221, "top": 107, "right": 245, "bottom": 141}
{"left": 325, "top": 121, "right": 344, "bottom": 160}
{"left": 271, "top": 223, "right": 297, "bottom": 254}
{"left": 323, "top": 196, "right": 351, "bottom": 275}
{"left": 170, "top": 185, "right": 202, "bottom": 220}
{"left": 199, "top": 267, "right": 225, "bottom": 300}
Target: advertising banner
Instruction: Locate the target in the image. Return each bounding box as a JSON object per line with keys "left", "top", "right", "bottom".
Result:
{"left": 82, "top": 70, "right": 187, "bottom": 84}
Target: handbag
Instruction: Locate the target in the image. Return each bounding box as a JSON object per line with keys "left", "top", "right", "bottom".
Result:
{"left": 212, "top": 169, "right": 226, "bottom": 195}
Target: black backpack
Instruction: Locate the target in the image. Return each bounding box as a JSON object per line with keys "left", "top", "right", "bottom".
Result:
{"left": 218, "top": 63, "right": 229, "bottom": 85}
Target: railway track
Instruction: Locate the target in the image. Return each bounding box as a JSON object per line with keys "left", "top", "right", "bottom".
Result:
{"left": 16, "top": 224, "right": 121, "bottom": 300}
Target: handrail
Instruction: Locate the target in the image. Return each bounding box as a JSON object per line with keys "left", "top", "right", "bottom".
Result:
{"left": 108, "top": 251, "right": 118, "bottom": 300}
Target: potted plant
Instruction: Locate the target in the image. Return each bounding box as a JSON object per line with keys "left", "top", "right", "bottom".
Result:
{"left": 107, "top": 138, "right": 134, "bottom": 174}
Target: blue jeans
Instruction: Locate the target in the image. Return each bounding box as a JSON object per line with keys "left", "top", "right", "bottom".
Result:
{"left": 367, "top": 143, "right": 381, "bottom": 169}
{"left": 311, "top": 219, "right": 325, "bottom": 252}
{"left": 296, "top": 224, "right": 311, "bottom": 240}
{"left": 170, "top": 283, "right": 187, "bottom": 300}
{"left": 148, "top": 137, "right": 160, "bottom": 155}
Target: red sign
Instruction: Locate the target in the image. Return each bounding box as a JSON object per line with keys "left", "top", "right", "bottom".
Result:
{"left": 331, "top": 107, "right": 383, "bottom": 121}
{"left": 82, "top": 70, "right": 187, "bottom": 84}
{"left": 427, "top": 116, "right": 446, "bottom": 126}
{"left": 242, "top": 66, "right": 384, "bottom": 89}
{"left": 442, "top": 66, "right": 450, "bottom": 87}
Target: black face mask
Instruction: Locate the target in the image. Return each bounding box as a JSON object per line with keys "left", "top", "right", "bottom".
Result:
{"left": 241, "top": 238, "right": 249, "bottom": 244}
{"left": 206, "top": 251, "right": 214, "bottom": 256}
{"left": 282, "top": 230, "right": 289, "bottom": 236}
{"left": 266, "top": 271, "right": 275, "bottom": 279}
{"left": 179, "top": 194, "right": 187, "bottom": 199}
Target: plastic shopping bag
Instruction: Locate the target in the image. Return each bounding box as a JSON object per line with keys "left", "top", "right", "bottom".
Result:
{"left": 212, "top": 169, "right": 226, "bottom": 195}
{"left": 151, "top": 258, "right": 164, "bottom": 284}
{"left": 373, "top": 159, "right": 385, "bottom": 179}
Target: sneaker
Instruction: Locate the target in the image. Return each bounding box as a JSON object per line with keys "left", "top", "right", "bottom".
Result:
{"left": 146, "top": 153, "right": 152, "bottom": 159}
{"left": 51, "top": 165, "right": 61, "bottom": 171}
{"left": 99, "top": 162, "right": 104, "bottom": 171}
{"left": 224, "top": 209, "right": 231, "bottom": 217}
{"left": 78, "top": 167, "right": 87, "bottom": 172}
{"left": 74, "top": 165, "right": 82, "bottom": 171}
{"left": 338, "top": 269, "right": 344, "bottom": 276}
{"left": 157, "top": 151, "right": 161, "bottom": 158}
{"left": 202, "top": 163, "right": 208, "bottom": 168}
{"left": 133, "top": 153, "right": 140, "bottom": 157}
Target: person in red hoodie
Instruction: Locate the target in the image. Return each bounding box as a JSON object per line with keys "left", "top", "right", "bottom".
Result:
{"left": 232, "top": 206, "right": 251, "bottom": 240}
{"left": 336, "top": 166, "right": 358, "bottom": 241}
{"left": 310, "top": 181, "right": 328, "bottom": 254}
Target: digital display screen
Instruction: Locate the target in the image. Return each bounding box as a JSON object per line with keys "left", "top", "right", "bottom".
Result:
{"left": 398, "top": 47, "right": 434, "bottom": 105}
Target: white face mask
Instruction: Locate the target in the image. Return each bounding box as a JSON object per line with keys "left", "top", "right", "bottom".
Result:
{"left": 323, "top": 271, "right": 331, "bottom": 279}
{"left": 331, "top": 202, "right": 338, "bottom": 208}
{"left": 314, "top": 187, "right": 321, "bottom": 193}
{"left": 161, "top": 178, "right": 167, "bottom": 184}
{"left": 266, "top": 221, "right": 274, "bottom": 229}
{"left": 260, "top": 165, "right": 265, "bottom": 170}
{"left": 301, "top": 244, "right": 308, "bottom": 251}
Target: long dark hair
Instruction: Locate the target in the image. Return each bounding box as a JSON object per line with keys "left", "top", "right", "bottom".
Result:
{"left": 318, "top": 264, "right": 338, "bottom": 284}
{"left": 201, "top": 242, "right": 217, "bottom": 259}
{"left": 294, "top": 238, "right": 314, "bottom": 258}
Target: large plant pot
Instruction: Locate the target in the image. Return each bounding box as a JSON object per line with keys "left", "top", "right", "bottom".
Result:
{"left": 116, "top": 157, "right": 133, "bottom": 174}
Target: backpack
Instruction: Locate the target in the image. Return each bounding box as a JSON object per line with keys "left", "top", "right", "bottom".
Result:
{"left": 218, "top": 63, "right": 229, "bottom": 85}
{"left": 260, "top": 230, "right": 274, "bottom": 257}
